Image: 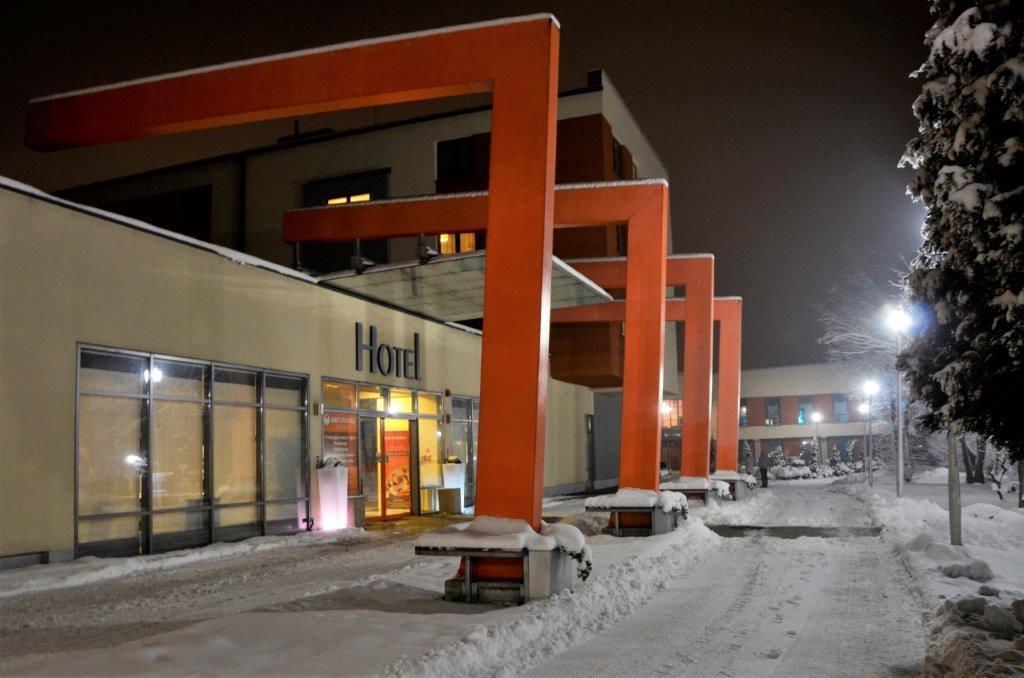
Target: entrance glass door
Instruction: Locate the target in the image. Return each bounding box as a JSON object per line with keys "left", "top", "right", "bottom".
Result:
{"left": 359, "top": 416, "right": 413, "bottom": 520}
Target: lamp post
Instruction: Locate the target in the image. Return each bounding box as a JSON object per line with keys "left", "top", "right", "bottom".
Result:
{"left": 811, "top": 411, "right": 823, "bottom": 465}
{"left": 862, "top": 379, "right": 880, "bottom": 486}
{"left": 885, "top": 307, "right": 912, "bottom": 498}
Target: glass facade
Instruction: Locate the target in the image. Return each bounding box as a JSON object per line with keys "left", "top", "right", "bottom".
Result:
{"left": 322, "top": 379, "right": 445, "bottom": 518}
{"left": 76, "top": 346, "right": 309, "bottom": 557}
{"left": 449, "top": 396, "right": 480, "bottom": 506}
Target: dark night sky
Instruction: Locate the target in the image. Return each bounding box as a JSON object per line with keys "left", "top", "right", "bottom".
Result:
{"left": 0, "top": 1, "right": 930, "bottom": 368}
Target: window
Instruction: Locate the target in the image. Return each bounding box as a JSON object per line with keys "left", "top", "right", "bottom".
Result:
{"left": 660, "top": 399, "right": 682, "bottom": 428}
{"left": 797, "top": 395, "right": 814, "bottom": 425}
{"left": 764, "top": 397, "right": 780, "bottom": 426}
{"left": 437, "top": 232, "right": 483, "bottom": 255}
{"left": 436, "top": 134, "right": 489, "bottom": 193}
{"left": 450, "top": 396, "right": 480, "bottom": 506}
{"left": 739, "top": 399, "right": 749, "bottom": 427}
{"left": 832, "top": 394, "right": 850, "bottom": 423}
{"left": 298, "top": 169, "right": 390, "bottom": 274}
{"left": 76, "top": 346, "right": 308, "bottom": 557}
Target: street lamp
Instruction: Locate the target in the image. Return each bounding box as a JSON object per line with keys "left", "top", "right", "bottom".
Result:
{"left": 885, "top": 306, "right": 912, "bottom": 498}
{"left": 862, "top": 379, "right": 880, "bottom": 486}
{"left": 810, "top": 411, "right": 823, "bottom": 465}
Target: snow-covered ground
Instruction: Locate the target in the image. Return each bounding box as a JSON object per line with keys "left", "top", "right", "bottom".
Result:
{"left": 0, "top": 484, "right": 947, "bottom": 676}
{"left": 835, "top": 473, "right": 1024, "bottom": 674}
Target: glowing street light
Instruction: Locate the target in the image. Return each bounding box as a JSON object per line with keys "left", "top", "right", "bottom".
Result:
{"left": 886, "top": 306, "right": 912, "bottom": 498}
{"left": 857, "top": 402, "right": 870, "bottom": 415}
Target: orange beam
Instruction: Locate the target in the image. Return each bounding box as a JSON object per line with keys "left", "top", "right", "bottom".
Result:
{"left": 27, "top": 16, "right": 561, "bottom": 534}
{"left": 282, "top": 181, "right": 661, "bottom": 242}
{"left": 570, "top": 255, "right": 715, "bottom": 478}
{"left": 552, "top": 295, "right": 743, "bottom": 476}
{"left": 285, "top": 181, "right": 669, "bottom": 492}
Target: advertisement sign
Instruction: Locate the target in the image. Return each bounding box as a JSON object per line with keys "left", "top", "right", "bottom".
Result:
{"left": 383, "top": 428, "right": 411, "bottom": 504}
{"left": 324, "top": 412, "right": 359, "bottom": 494}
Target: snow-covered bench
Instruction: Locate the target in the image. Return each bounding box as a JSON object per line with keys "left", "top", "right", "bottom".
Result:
{"left": 414, "top": 516, "right": 592, "bottom": 604}
{"left": 660, "top": 477, "right": 733, "bottom": 503}
{"left": 583, "top": 488, "right": 687, "bottom": 536}
{"left": 708, "top": 471, "right": 758, "bottom": 500}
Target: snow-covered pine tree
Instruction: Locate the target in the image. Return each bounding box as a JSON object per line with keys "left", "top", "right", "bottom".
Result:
{"left": 899, "top": 2, "right": 1024, "bottom": 478}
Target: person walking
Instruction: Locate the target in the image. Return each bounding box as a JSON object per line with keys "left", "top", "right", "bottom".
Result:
{"left": 757, "top": 449, "right": 770, "bottom": 488}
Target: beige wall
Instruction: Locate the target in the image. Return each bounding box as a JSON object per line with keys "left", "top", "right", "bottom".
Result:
{"left": 741, "top": 363, "right": 850, "bottom": 398}
{"left": 544, "top": 379, "right": 595, "bottom": 490}
{"left": 0, "top": 187, "right": 480, "bottom": 557}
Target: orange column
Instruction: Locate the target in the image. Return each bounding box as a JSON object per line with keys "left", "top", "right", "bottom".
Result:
{"left": 670, "top": 257, "right": 715, "bottom": 478}
{"left": 617, "top": 191, "right": 668, "bottom": 490}
{"left": 473, "top": 27, "right": 560, "bottom": 529}
{"left": 713, "top": 298, "right": 742, "bottom": 472}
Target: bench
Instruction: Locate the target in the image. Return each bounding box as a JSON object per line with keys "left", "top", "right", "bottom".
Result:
{"left": 414, "top": 546, "right": 528, "bottom": 604}
{"left": 584, "top": 505, "right": 684, "bottom": 536}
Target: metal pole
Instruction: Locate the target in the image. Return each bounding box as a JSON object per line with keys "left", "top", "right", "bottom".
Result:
{"left": 946, "top": 429, "right": 961, "bottom": 545}
{"left": 896, "top": 334, "right": 905, "bottom": 498}
{"left": 867, "top": 395, "right": 873, "bottom": 487}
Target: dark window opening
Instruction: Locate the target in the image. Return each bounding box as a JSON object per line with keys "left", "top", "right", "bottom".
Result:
{"left": 297, "top": 169, "right": 390, "bottom": 274}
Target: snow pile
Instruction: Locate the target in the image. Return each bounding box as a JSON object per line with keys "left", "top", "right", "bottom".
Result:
{"left": 712, "top": 471, "right": 759, "bottom": 490}
{"left": 385, "top": 520, "right": 721, "bottom": 676}
{"left": 0, "top": 528, "right": 367, "bottom": 599}
{"left": 836, "top": 475, "right": 1024, "bottom": 673}
{"left": 417, "top": 516, "right": 556, "bottom": 551}
{"left": 912, "top": 467, "right": 969, "bottom": 485}
{"left": 660, "top": 476, "right": 732, "bottom": 499}
{"left": 583, "top": 488, "right": 688, "bottom": 514}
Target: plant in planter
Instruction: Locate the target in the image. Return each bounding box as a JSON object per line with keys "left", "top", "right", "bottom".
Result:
{"left": 442, "top": 455, "right": 466, "bottom": 489}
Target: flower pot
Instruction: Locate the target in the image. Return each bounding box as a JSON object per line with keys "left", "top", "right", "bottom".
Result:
{"left": 441, "top": 462, "right": 466, "bottom": 491}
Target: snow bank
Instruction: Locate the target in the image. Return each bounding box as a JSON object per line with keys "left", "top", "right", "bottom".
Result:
{"left": 416, "top": 516, "right": 556, "bottom": 551}
{"left": 0, "top": 528, "right": 368, "bottom": 599}
{"left": 385, "top": 520, "right": 721, "bottom": 676}
{"left": 911, "top": 467, "right": 969, "bottom": 485}
{"left": 835, "top": 475, "right": 1024, "bottom": 673}
{"left": 660, "top": 476, "right": 732, "bottom": 499}
{"left": 583, "top": 488, "right": 688, "bottom": 514}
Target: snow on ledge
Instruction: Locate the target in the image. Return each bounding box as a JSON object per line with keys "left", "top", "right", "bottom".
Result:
{"left": 415, "top": 515, "right": 590, "bottom": 557}
{"left": 31, "top": 14, "right": 561, "bottom": 103}
{"left": 661, "top": 476, "right": 732, "bottom": 498}
{"left": 584, "top": 488, "right": 688, "bottom": 514}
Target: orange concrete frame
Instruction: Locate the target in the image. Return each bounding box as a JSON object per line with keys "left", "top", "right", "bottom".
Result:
{"left": 567, "top": 256, "right": 715, "bottom": 478}
{"left": 283, "top": 180, "right": 670, "bottom": 491}
{"left": 26, "top": 16, "right": 562, "bottom": 530}
{"left": 552, "top": 296, "right": 742, "bottom": 474}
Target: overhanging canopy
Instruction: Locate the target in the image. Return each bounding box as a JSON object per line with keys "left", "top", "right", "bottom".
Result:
{"left": 318, "top": 251, "right": 611, "bottom": 322}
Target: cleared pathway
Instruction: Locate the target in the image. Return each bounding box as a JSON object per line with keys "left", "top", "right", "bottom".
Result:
{"left": 529, "top": 485, "right": 925, "bottom": 677}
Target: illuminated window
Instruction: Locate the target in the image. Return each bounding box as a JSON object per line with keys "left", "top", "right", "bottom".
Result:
{"left": 325, "top": 192, "right": 371, "bottom": 206}
{"left": 739, "top": 399, "right": 749, "bottom": 427}
{"left": 660, "top": 399, "right": 682, "bottom": 428}
{"left": 438, "top": 232, "right": 480, "bottom": 256}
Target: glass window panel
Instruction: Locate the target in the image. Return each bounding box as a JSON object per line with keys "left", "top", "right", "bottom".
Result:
{"left": 359, "top": 418, "right": 381, "bottom": 517}
{"left": 265, "top": 409, "right": 305, "bottom": 500}
{"left": 459, "top": 232, "right": 476, "bottom": 252}
{"left": 418, "top": 419, "right": 443, "bottom": 489}
{"left": 266, "top": 501, "right": 304, "bottom": 535}
{"left": 152, "top": 511, "right": 210, "bottom": 552}
{"left": 213, "top": 405, "right": 257, "bottom": 504}
{"left": 80, "top": 350, "right": 148, "bottom": 395}
{"left": 417, "top": 393, "right": 441, "bottom": 416}
{"left": 215, "top": 505, "right": 259, "bottom": 527}
{"left": 78, "top": 515, "right": 143, "bottom": 549}
{"left": 451, "top": 396, "right": 473, "bottom": 421}
{"left": 78, "top": 394, "right": 146, "bottom": 515}
{"left": 358, "top": 385, "right": 386, "bottom": 412}
{"left": 388, "top": 388, "right": 414, "bottom": 415}
{"left": 323, "top": 411, "right": 359, "bottom": 494}
{"left": 449, "top": 421, "right": 473, "bottom": 465}
{"left": 266, "top": 374, "right": 304, "bottom": 407}
{"left": 324, "top": 380, "right": 357, "bottom": 410}
{"left": 152, "top": 401, "right": 206, "bottom": 509}
{"left": 152, "top": 360, "right": 207, "bottom": 399}
{"left": 213, "top": 368, "right": 258, "bottom": 402}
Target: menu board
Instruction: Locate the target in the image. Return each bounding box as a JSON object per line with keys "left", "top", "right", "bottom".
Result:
{"left": 383, "top": 429, "right": 411, "bottom": 501}
{"left": 324, "top": 412, "right": 359, "bottom": 494}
